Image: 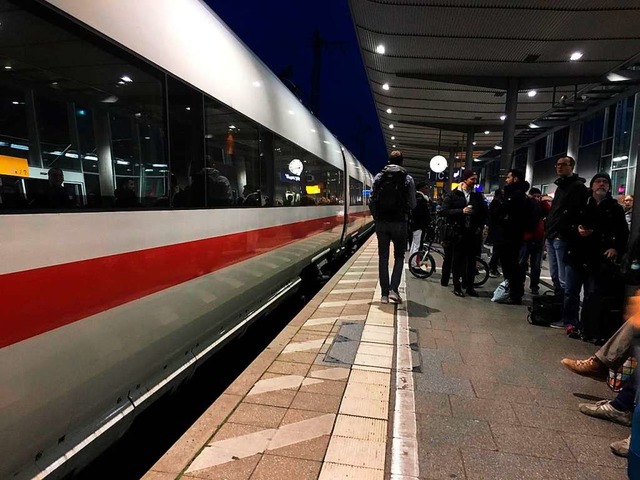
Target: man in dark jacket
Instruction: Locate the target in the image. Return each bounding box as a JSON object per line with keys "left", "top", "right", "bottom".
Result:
{"left": 441, "top": 170, "right": 487, "bottom": 297}
{"left": 557, "top": 172, "right": 629, "bottom": 337}
{"left": 486, "top": 189, "right": 504, "bottom": 276}
{"left": 545, "top": 156, "right": 589, "bottom": 295}
{"left": 370, "top": 150, "right": 416, "bottom": 304}
{"left": 495, "top": 169, "right": 529, "bottom": 304}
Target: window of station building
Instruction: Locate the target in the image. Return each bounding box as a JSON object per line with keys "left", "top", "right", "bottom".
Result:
{"left": 203, "top": 97, "right": 260, "bottom": 207}
{"left": 0, "top": 0, "right": 167, "bottom": 212}
{"left": 611, "top": 95, "right": 635, "bottom": 170}
{"left": 581, "top": 113, "right": 605, "bottom": 146}
{"left": 534, "top": 137, "right": 547, "bottom": 161}
{"left": 273, "top": 137, "right": 343, "bottom": 207}
{"left": 349, "top": 176, "right": 363, "bottom": 205}
{"left": 551, "top": 127, "right": 569, "bottom": 156}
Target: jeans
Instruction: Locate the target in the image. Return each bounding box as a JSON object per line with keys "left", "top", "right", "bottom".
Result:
{"left": 519, "top": 240, "right": 543, "bottom": 291}
{"left": 562, "top": 264, "right": 597, "bottom": 328}
{"left": 376, "top": 221, "right": 407, "bottom": 296}
{"left": 611, "top": 374, "right": 636, "bottom": 413}
{"left": 546, "top": 238, "right": 567, "bottom": 295}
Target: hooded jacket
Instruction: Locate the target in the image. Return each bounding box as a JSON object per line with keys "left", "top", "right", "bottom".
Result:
{"left": 545, "top": 173, "right": 588, "bottom": 239}
{"left": 496, "top": 180, "right": 529, "bottom": 244}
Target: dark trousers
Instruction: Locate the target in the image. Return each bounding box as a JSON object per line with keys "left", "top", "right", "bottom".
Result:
{"left": 452, "top": 234, "right": 479, "bottom": 290}
{"left": 519, "top": 240, "right": 543, "bottom": 291}
{"left": 375, "top": 220, "right": 407, "bottom": 296}
{"left": 441, "top": 241, "right": 453, "bottom": 285}
{"left": 612, "top": 374, "right": 636, "bottom": 413}
{"left": 489, "top": 244, "right": 501, "bottom": 272}
{"left": 500, "top": 241, "right": 525, "bottom": 300}
{"left": 562, "top": 264, "right": 596, "bottom": 328}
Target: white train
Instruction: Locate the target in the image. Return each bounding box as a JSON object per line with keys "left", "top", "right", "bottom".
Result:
{"left": 0, "top": 1, "right": 374, "bottom": 478}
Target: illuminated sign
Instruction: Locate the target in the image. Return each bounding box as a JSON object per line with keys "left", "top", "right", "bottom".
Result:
{"left": 0, "top": 155, "right": 29, "bottom": 177}
{"left": 281, "top": 172, "right": 300, "bottom": 182}
{"left": 306, "top": 185, "right": 321, "bottom": 194}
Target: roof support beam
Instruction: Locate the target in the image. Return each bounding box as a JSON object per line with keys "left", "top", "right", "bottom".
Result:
{"left": 395, "top": 73, "right": 603, "bottom": 90}
{"left": 500, "top": 78, "right": 518, "bottom": 179}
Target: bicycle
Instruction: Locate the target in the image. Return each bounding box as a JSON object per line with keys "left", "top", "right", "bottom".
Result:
{"left": 408, "top": 228, "right": 490, "bottom": 287}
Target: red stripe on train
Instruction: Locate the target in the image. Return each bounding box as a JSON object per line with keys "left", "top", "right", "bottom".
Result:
{"left": 0, "top": 215, "right": 347, "bottom": 349}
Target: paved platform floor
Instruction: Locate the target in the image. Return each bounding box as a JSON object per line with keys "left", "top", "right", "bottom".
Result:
{"left": 143, "top": 236, "right": 629, "bottom": 479}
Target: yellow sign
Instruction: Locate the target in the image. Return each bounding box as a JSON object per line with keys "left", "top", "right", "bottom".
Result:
{"left": 435, "top": 181, "right": 444, "bottom": 188}
{"left": 0, "top": 155, "right": 29, "bottom": 178}
{"left": 305, "top": 185, "right": 321, "bottom": 194}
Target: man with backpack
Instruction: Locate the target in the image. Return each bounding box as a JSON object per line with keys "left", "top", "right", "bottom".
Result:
{"left": 369, "top": 150, "right": 416, "bottom": 304}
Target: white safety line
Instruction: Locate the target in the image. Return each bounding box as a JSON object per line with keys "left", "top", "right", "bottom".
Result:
{"left": 390, "top": 268, "right": 419, "bottom": 479}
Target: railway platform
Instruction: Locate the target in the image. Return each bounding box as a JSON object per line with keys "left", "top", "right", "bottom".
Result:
{"left": 144, "top": 236, "right": 629, "bottom": 480}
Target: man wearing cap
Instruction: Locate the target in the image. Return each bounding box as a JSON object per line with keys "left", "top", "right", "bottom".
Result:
{"left": 559, "top": 172, "right": 629, "bottom": 336}
{"left": 441, "top": 170, "right": 487, "bottom": 297}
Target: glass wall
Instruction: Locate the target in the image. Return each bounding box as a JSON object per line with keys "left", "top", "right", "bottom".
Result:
{"left": 0, "top": 1, "right": 346, "bottom": 213}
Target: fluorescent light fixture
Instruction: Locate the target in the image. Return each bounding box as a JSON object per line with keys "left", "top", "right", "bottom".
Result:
{"left": 229, "top": 125, "right": 236, "bottom": 129}
{"left": 473, "top": 158, "right": 482, "bottom": 162}
{"left": 10, "top": 143, "right": 28, "bottom": 150}
{"left": 101, "top": 95, "right": 119, "bottom": 103}
{"left": 386, "top": 108, "right": 392, "bottom": 114}
{"left": 120, "top": 75, "right": 133, "bottom": 83}
{"left": 145, "top": 168, "right": 154, "bottom": 172}
{"left": 389, "top": 124, "right": 394, "bottom": 129}
{"left": 116, "top": 160, "right": 130, "bottom": 165}
{"left": 527, "top": 90, "right": 537, "bottom": 97}
{"left": 472, "top": 141, "right": 477, "bottom": 145}
{"left": 570, "top": 52, "right": 583, "bottom": 61}
{"left": 11, "top": 101, "right": 19, "bottom": 105}
{"left": 4, "top": 65, "right": 11, "bottom": 70}
{"left": 500, "top": 115, "right": 506, "bottom": 121}
{"left": 117, "top": 80, "right": 126, "bottom": 86}
{"left": 391, "top": 136, "right": 395, "bottom": 140}
{"left": 185, "top": 107, "right": 191, "bottom": 111}
{"left": 152, "top": 164, "right": 168, "bottom": 168}
{"left": 144, "top": 136, "right": 151, "bottom": 140}
{"left": 382, "top": 83, "right": 390, "bottom": 91}
{"left": 84, "top": 155, "right": 98, "bottom": 161}
{"left": 494, "top": 145, "right": 502, "bottom": 150}
{"left": 376, "top": 45, "right": 386, "bottom": 54}
{"left": 65, "top": 153, "right": 79, "bottom": 158}
{"left": 607, "top": 72, "right": 631, "bottom": 82}
{"left": 484, "top": 130, "right": 490, "bottom": 135}
{"left": 529, "top": 122, "right": 539, "bottom": 128}
{"left": 613, "top": 156, "right": 629, "bottom": 162}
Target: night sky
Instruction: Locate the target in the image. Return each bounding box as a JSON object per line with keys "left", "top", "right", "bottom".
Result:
{"left": 205, "top": 0, "right": 387, "bottom": 174}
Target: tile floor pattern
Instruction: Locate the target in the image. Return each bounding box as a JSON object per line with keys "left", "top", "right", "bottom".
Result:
{"left": 408, "top": 256, "right": 630, "bottom": 479}
{"left": 144, "top": 237, "right": 403, "bottom": 480}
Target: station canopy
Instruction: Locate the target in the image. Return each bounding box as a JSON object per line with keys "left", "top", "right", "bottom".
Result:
{"left": 349, "top": 0, "right": 640, "bottom": 178}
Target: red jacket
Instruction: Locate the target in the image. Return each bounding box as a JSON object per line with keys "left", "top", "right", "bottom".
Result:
{"left": 523, "top": 199, "right": 550, "bottom": 242}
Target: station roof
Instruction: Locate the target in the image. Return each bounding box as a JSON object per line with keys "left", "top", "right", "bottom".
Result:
{"left": 349, "top": 0, "right": 640, "bottom": 177}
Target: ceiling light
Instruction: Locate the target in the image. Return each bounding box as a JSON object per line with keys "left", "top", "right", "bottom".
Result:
{"left": 120, "top": 75, "right": 133, "bottom": 83}
{"left": 4, "top": 65, "right": 11, "bottom": 70}
{"left": 472, "top": 141, "right": 476, "bottom": 146}
{"left": 500, "top": 115, "right": 506, "bottom": 121}
{"left": 117, "top": 80, "right": 125, "bottom": 85}
{"left": 391, "top": 136, "right": 395, "bottom": 140}
{"left": 607, "top": 72, "right": 631, "bottom": 82}
{"left": 527, "top": 90, "right": 537, "bottom": 97}
{"left": 570, "top": 52, "right": 583, "bottom": 61}
{"left": 389, "top": 124, "right": 394, "bottom": 129}
{"left": 185, "top": 107, "right": 191, "bottom": 111}
{"left": 229, "top": 125, "right": 236, "bottom": 129}
{"left": 484, "top": 130, "right": 490, "bottom": 135}
{"left": 386, "top": 108, "right": 392, "bottom": 114}
{"left": 494, "top": 145, "right": 502, "bottom": 150}
{"left": 376, "top": 45, "right": 386, "bottom": 55}
{"left": 382, "top": 83, "right": 390, "bottom": 91}
{"left": 392, "top": 144, "right": 396, "bottom": 148}
{"left": 613, "top": 156, "right": 629, "bottom": 162}
{"left": 529, "top": 122, "right": 539, "bottom": 128}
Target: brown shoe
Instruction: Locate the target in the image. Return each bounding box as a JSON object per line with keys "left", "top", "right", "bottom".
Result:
{"left": 561, "top": 356, "right": 608, "bottom": 381}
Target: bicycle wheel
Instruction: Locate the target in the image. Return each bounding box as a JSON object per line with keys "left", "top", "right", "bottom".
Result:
{"left": 473, "top": 257, "right": 490, "bottom": 287}
{"left": 408, "top": 251, "right": 436, "bottom": 279}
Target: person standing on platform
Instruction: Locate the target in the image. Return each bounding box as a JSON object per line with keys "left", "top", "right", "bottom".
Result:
{"left": 486, "top": 189, "right": 504, "bottom": 277}
{"left": 441, "top": 170, "right": 487, "bottom": 297}
{"left": 544, "top": 156, "right": 588, "bottom": 296}
{"left": 369, "top": 150, "right": 416, "bottom": 304}
{"left": 520, "top": 187, "right": 548, "bottom": 295}
{"left": 409, "top": 182, "right": 431, "bottom": 261}
{"left": 495, "top": 169, "right": 529, "bottom": 305}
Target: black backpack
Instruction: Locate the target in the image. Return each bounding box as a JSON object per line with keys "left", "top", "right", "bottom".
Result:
{"left": 527, "top": 291, "right": 563, "bottom": 326}
{"left": 370, "top": 167, "right": 408, "bottom": 221}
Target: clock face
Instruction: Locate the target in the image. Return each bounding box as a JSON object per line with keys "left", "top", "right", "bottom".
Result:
{"left": 430, "top": 155, "right": 447, "bottom": 173}
{"left": 289, "top": 159, "right": 304, "bottom": 176}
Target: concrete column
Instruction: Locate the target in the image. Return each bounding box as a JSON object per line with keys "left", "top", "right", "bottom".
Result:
{"left": 525, "top": 144, "right": 535, "bottom": 186}
{"left": 465, "top": 130, "right": 475, "bottom": 170}
{"left": 567, "top": 123, "right": 581, "bottom": 162}
{"left": 500, "top": 78, "right": 518, "bottom": 182}
{"left": 93, "top": 110, "right": 115, "bottom": 198}
{"left": 447, "top": 148, "right": 456, "bottom": 192}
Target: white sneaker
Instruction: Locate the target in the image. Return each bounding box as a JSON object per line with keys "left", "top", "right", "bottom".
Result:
{"left": 610, "top": 436, "right": 630, "bottom": 457}
{"left": 381, "top": 296, "right": 389, "bottom": 304}
{"left": 578, "top": 400, "right": 632, "bottom": 426}
{"left": 389, "top": 291, "right": 402, "bottom": 303}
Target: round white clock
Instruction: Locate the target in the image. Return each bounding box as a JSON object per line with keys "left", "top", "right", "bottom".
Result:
{"left": 429, "top": 155, "right": 448, "bottom": 173}
{"left": 288, "top": 159, "right": 304, "bottom": 176}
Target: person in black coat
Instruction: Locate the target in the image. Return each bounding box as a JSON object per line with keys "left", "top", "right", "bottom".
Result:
{"left": 495, "top": 169, "right": 529, "bottom": 304}
{"left": 559, "top": 172, "right": 629, "bottom": 338}
{"left": 441, "top": 170, "right": 488, "bottom": 297}
{"left": 486, "top": 189, "right": 504, "bottom": 276}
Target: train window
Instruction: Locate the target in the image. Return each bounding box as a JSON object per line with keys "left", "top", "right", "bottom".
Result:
{"left": 273, "top": 136, "right": 344, "bottom": 207}
{"left": 0, "top": 0, "right": 166, "bottom": 212}
{"left": 204, "top": 97, "right": 260, "bottom": 207}
{"left": 349, "top": 176, "right": 364, "bottom": 205}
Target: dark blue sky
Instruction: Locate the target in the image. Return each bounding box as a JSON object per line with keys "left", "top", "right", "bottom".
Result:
{"left": 206, "top": 0, "right": 387, "bottom": 173}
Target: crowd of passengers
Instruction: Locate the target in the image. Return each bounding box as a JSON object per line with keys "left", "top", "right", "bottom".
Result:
{"left": 355, "top": 148, "right": 640, "bottom": 461}
{"left": 408, "top": 155, "right": 639, "bottom": 459}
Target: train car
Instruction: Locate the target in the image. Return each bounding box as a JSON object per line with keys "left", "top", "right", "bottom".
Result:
{"left": 0, "top": 0, "right": 374, "bottom": 478}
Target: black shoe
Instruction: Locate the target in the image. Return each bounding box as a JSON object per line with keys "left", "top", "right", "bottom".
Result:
{"left": 440, "top": 281, "right": 449, "bottom": 287}
{"left": 465, "top": 288, "right": 479, "bottom": 297}
{"left": 502, "top": 297, "right": 522, "bottom": 305}
{"left": 531, "top": 287, "right": 540, "bottom": 295}
{"left": 453, "top": 289, "right": 465, "bottom": 297}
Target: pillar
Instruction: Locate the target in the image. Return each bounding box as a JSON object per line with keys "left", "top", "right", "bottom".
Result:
{"left": 525, "top": 144, "right": 535, "bottom": 186}
{"left": 500, "top": 78, "right": 518, "bottom": 183}
{"left": 465, "top": 130, "right": 475, "bottom": 170}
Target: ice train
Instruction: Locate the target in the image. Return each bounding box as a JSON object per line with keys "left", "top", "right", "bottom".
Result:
{"left": 0, "top": 0, "right": 374, "bottom": 477}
